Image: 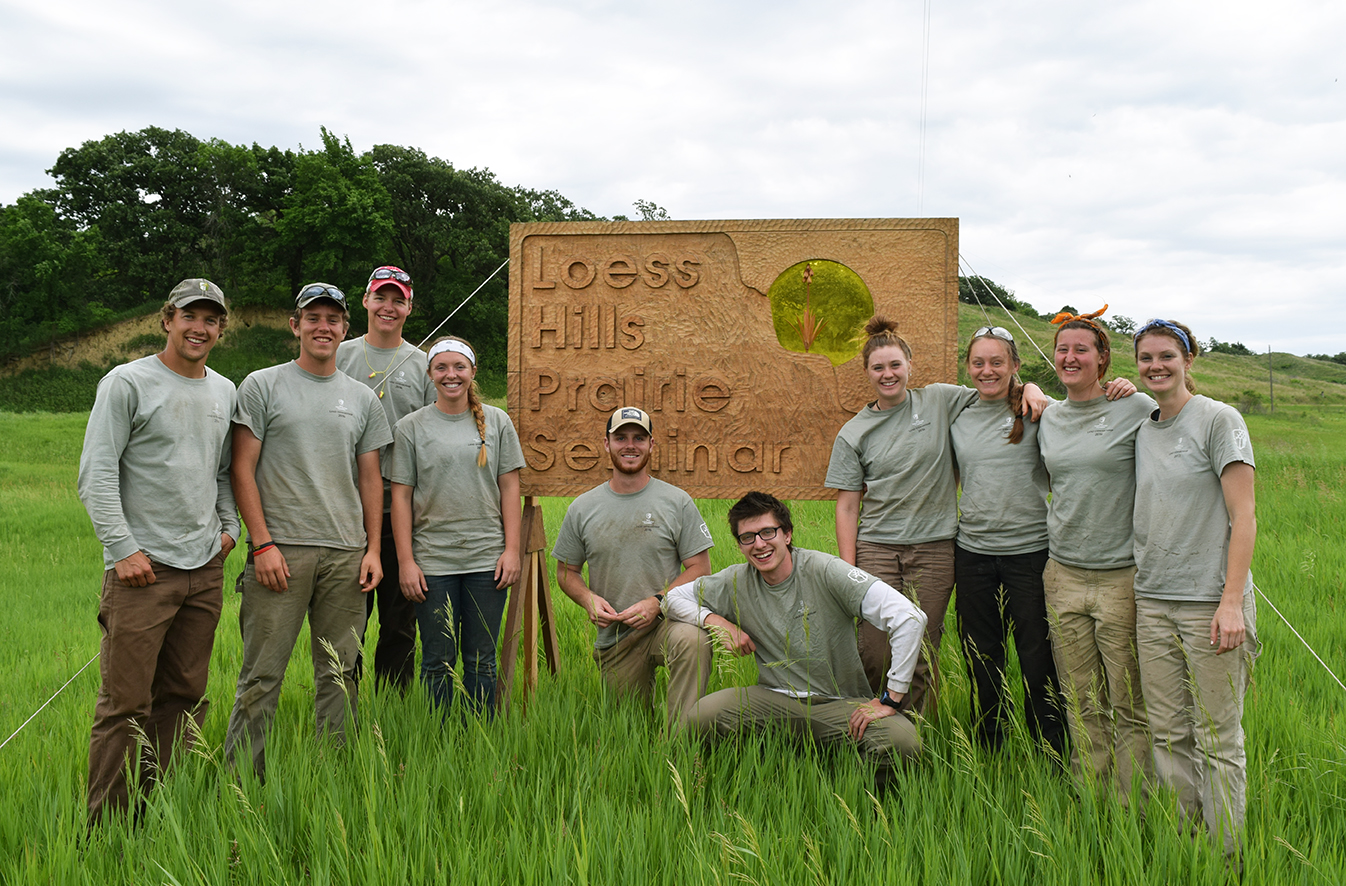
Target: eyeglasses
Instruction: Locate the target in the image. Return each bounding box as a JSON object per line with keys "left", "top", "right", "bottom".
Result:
{"left": 298, "top": 284, "right": 347, "bottom": 307}
{"left": 736, "top": 526, "right": 781, "bottom": 546}
{"left": 973, "top": 326, "right": 1014, "bottom": 342}
{"left": 369, "top": 267, "right": 411, "bottom": 284}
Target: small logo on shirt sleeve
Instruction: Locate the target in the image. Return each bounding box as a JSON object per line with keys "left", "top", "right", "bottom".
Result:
{"left": 847, "top": 568, "right": 869, "bottom": 583}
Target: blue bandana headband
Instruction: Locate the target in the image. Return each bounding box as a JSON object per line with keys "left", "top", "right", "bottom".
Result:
{"left": 1134, "top": 319, "right": 1192, "bottom": 354}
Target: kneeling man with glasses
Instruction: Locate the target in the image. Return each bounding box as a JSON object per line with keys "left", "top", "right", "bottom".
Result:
{"left": 664, "top": 491, "right": 926, "bottom": 784}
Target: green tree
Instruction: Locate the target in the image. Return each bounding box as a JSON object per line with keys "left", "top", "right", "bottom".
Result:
{"left": 0, "top": 194, "right": 107, "bottom": 355}
{"left": 273, "top": 129, "right": 393, "bottom": 295}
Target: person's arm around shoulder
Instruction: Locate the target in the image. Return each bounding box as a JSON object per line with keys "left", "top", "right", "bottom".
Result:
{"left": 849, "top": 578, "right": 928, "bottom": 739}
{"left": 231, "top": 423, "right": 289, "bottom": 592}
{"left": 356, "top": 448, "right": 383, "bottom": 593}
{"left": 1214, "top": 460, "right": 1256, "bottom": 653}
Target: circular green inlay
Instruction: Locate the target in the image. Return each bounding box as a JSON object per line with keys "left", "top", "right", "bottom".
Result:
{"left": 767, "top": 259, "right": 874, "bottom": 366}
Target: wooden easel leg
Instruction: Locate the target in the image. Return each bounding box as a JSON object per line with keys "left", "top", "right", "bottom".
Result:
{"left": 496, "top": 497, "right": 559, "bottom": 713}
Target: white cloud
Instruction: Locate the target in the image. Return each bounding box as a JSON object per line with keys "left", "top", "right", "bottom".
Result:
{"left": 0, "top": 0, "right": 1341, "bottom": 352}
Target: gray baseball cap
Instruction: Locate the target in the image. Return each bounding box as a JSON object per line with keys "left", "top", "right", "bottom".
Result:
{"left": 295, "top": 283, "right": 348, "bottom": 310}
{"left": 168, "top": 279, "right": 228, "bottom": 312}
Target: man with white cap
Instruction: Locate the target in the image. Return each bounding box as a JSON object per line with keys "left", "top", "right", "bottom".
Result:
{"left": 552, "top": 407, "right": 714, "bottom": 725}
{"left": 224, "top": 282, "right": 392, "bottom": 780}
{"left": 336, "top": 265, "right": 435, "bottom": 692}
{"left": 78, "top": 278, "right": 238, "bottom": 823}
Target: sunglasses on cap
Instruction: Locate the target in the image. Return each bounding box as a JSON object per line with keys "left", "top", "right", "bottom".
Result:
{"left": 973, "top": 326, "right": 1014, "bottom": 342}
{"left": 369, "top": 267, "right": 411, "bottom": 285}
{"left": 297, "top": 284, "right": 347, "bottom": 308}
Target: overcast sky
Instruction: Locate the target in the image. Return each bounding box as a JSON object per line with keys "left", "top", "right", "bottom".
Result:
{"left": 2, "top": 0, "right": 1342, "bottom": 354}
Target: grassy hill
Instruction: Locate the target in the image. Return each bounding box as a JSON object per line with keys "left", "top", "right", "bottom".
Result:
{"left": 3, "top": 303, "right": 1344, "bottom": 413}
{"left": 954, "top": 304, "right": 1346, "bottom": 411}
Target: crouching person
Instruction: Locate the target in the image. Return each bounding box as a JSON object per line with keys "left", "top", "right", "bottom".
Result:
{"left": 664, "top": 492, "right": 926, "bottom": 785}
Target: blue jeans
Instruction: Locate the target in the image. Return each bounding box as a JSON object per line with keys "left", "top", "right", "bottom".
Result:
{"left": 416, "top": 572, "right": 508, "bottom": 716}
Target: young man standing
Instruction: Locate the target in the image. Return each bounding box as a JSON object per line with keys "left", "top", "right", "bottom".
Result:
{"left": 552, "top": 407, "right": 714, "bottom": 725}
{"left": 665, "top": 492, "right": 927, "bottom": 784}
{"left": 335, "top": 265, "right": 435, "bottom": 691}
{"left": 224, "top": 283, "right": 392, "bottom": 780}
{"left": 78, "top": 278, "right": 238, "bottom": 823}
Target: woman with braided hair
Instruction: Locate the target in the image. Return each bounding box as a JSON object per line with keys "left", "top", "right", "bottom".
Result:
{"left": 1037, "top": 306, "right": 1155, "bottom": 801}
{"left": 389, "top": 336, "right": 525, "bottom": 716}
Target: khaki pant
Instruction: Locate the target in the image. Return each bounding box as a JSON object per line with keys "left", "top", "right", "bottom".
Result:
{"left": 88, "top": 552, "right": 224, "bottom": 822}
{"left": 594, "top": 617, "right": 712, "bottom": 726}
{"left": 1136, "top": 594, "right": 1258, "bottom": 856}
{"left": 1043, "top": 559, "right": 1151, "bottom": 802}
{"left": 689, "top": 685, "right": 921, "bottom": 781}
{"left": 855, "top": 539, "right": 955, "bottom": 717}
{"left": 224, "top": 544, "right": 367, "bottom": 780}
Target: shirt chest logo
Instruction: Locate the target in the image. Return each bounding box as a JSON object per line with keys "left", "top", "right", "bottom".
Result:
{"left": 1169, "top": 435, "right": 1192, "bottom": 457}
{"left": 910, "top": 411, "right": 930, "bottom": 432}
{"left": 331, "top": 398, "right": 354, "bottom": 418}
{"left": 1087, "top": 415, "right": 1112, "bottom": 436}
{"left": 207, "top": 401, "right": 226, "bottom": 423}
{"left": 639, "top": 513, "right": 659, "bottom": 532}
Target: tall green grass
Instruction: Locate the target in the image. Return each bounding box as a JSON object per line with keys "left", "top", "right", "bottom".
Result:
{"left": 1, "top": 410, "right": 1342, "bottom": 884}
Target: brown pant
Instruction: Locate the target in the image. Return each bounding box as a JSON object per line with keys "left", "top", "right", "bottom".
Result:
{"left": 688, "top": 685, "right": 922, "bottom": 778}
{"left": 594, "top": 617, "right": 712, "bottom": 727}
{"left": 224, "top": 545, "right": 367, "bottom": 781}
{"left": 88, "top": 552, "right": 224, "bottom": 822}
{"left": 1044, "top": 559, "right": 1152, "bottom": 803}
{"left": 855, "top": 539, "right": 955, "bottom": 718}
{"left": 1137, "top": 594, "right": 1259, "bottom": 855}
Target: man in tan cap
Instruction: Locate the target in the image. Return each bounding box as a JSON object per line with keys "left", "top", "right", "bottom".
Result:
{"left": 552, "top": 407, "right": 714, "bottom": 725}
{"left": 78, "top": 278, "right": 238, "bottom": 823}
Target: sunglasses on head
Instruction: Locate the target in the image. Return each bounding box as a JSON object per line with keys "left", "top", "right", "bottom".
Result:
{"left": 299, "top": 284, "right": 346, "bottom": 307}
{"left": 973, "top": 326, "right": 1014, "bottom": 342}
{"left": 369, "top": 267, "right": 411, "bottom": 285}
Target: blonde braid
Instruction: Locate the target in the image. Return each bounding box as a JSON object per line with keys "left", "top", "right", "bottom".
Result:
{"left": 469, "top": 380, "right": 488, "bottom": 468}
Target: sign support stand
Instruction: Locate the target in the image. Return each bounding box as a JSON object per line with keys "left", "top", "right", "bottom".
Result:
{"left": 496, "top": 495, "right": 559, "bottom": 712}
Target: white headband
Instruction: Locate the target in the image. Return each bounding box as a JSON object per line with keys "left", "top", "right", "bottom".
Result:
{"left": 428, "top": 340, "right": 476, "bottom": 366}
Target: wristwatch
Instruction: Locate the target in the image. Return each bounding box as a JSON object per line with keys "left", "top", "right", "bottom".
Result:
{"left": 879, "top": 691, "right": 901, "bottom": 711}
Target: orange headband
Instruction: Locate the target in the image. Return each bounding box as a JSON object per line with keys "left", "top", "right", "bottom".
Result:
{"left": 1050, "top": 304, "right": 1109, "bottom": 327}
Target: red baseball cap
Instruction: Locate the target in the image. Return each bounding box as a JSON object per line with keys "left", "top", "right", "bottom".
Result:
{"left": 367, "top": 265, "right": 413, "bottom": 300}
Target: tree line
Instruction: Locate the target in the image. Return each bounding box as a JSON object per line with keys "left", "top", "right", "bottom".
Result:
{"left": 0, "top": 126, "right": 603, "bottom": 377}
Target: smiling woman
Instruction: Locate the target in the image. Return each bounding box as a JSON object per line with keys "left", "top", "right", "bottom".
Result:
{"left": 1131, "top": 318, "right": 1259, "bottom": 860}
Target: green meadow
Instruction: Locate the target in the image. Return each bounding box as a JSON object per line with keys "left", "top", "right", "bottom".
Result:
{"left": 1, "top": 405, "right": 1343, "bottom": 885}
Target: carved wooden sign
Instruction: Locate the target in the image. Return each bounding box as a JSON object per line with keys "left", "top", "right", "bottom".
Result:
{"left": 507, "top": 218, "right": 959, "bottom": 499}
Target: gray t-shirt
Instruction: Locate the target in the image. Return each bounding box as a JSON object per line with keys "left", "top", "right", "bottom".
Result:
{"left": 1134, "top": 396, "right": 1255, "bottom": 602}
{"left": 389, "top": 404, "right": 526, "bottom": 575}
{"left": 78, "top": 356, "right": 239, "bottom": 570}
{"left": 552, "top": 478, "right": 713, "bottom": 650}
{"left": 335, "top": 337, "right": 435, "bottom": 511}
{"left": 951, "top": 397, "right": 1051, "bottom": 555}
{"left": 1038, "top": 392, "right": 1156, "bottom": 569}
{"left": 689, "top": 548, "right": 878, "bottom": 699}
{"left": 233, "top": 361, "right": 393, "bottom": 550}
{"left": 825, "top": 384, "right": 978, "bottom": 545}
